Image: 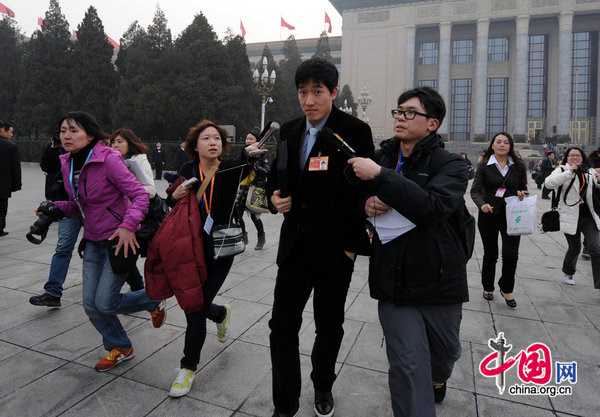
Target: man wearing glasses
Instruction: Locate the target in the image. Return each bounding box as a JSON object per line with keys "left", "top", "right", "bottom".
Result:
{"left": 349, "top": 86, "right": 469, "bottom": 417}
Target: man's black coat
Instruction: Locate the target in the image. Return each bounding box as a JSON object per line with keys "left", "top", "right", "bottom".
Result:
{"left": 0, "top": 138, "right": 21, "bottom": 199}
{"left": 267, "top": 107, "right": 374, "bottom": 265}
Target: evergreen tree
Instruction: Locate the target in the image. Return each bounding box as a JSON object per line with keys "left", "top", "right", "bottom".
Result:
{"left": 14, "top": 0, "right": 72, "bottom": 137}
{"left": 0, "top": 16, "right": 23, "bottom": 125}
{"left": 70, "top": 6, "right": 117, "bottom": 129}
{"left": 334, "top": 84, "right": 358, "bottom": 117}
{"left": 168, "top": 12, "right": 233, "bottom": 138}
{"left": 224, "top": 30, "right": 259, "bottom": 138}
{"left": 112, "top": 7, "right": 174, "bottom": 139}
{"left": 274, "top": 35, "right": 303, "bottom": 123}
{"left": 313, "top": 31, "right": 333, "bottom": 62}
{"left": 111, "top": 21, "right": 149, "bottom": 133}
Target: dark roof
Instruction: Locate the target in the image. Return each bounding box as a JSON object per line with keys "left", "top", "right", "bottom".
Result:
{"left": 329, "top": 0, "right": 425, "bottom": 14}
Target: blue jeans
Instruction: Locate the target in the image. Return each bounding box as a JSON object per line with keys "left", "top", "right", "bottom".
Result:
{"left": 44, "top": 216, "right": 83, "bottom": 298}
{"left": 82, "top": 240, "right": 159, "bottom": 351}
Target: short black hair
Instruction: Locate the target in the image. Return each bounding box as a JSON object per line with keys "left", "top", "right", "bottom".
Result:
{"left": 295, "top": 58, "right": 338, "bottom": 93}
{"left": 3, "top": 122, "right": 13, "bottom": 130}
{"left": 396, "top": 86, "right": 446, "bottom": 130}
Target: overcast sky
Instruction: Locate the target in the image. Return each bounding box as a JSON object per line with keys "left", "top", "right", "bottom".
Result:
{"left": 8, "top": 0, "right": 342, "bottom": 43}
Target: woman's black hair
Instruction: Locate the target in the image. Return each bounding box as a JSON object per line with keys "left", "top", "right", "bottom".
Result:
{"left": 57, "top": 111, "right": 108, "bottom": 141}
{"left": 562, "top": 146, "right": 590, "bottom": 167}
{"left": 481, "top": 132, "right": 525, "bottom": 170}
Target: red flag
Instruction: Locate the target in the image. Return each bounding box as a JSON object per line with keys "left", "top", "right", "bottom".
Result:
{"left": 107, "top": 35, "right": 120, "bottom": 51}
{"left": 72, "top": 30, "right": 78, "bottom": 40}
{"left": 240, "top": 20, "right": 246, "bottom": 38}
{"left": 0, "top": 3, "right": 15, "bottom": 18}
{"left": 37, "top": 17, "right": 44, "bottom": 26}
{"left": 280, "top": 17, "right": 295, "bottom": 30}
{"left": 325, "top": 12, "right": 332, "bottom": 33}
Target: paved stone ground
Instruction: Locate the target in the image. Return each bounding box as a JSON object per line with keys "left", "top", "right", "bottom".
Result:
{"left": 0, "top": 164, "right": 598, "bottom": 417}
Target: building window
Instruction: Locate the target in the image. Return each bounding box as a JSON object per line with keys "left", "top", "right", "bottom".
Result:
{"left": 571, "top": 32, "right": 598, "bottom": 119}
{"left": 453, "top": 39, "right": 473, "bottom": 63}
{"left": 451, "top": 79, "right": 472, "bottom": 141}
{"left": 419, "top": 42, "right": 438, "bottom": 65}
{"left": 488, "top": 37, "right": 509, "bottom": 62}
{"left": 486, "top": 78, "right": 508, "bottom": 140}
{"left": 418, "top": 80, "right": 438, "bottom": 90}
{"left": 527, "top": 34, "right": 548, "bottom": 119}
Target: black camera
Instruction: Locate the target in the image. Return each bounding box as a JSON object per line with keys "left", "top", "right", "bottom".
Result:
{"left": 576, "top": 163, "right": 590, "bottom": 175}
{"left": 26, "top": 201, "right": 65, "bottom": 244}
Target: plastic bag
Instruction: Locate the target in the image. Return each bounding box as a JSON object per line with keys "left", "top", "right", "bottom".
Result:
{"left": 505, "top": 195, "right": 537, "bottom": 236}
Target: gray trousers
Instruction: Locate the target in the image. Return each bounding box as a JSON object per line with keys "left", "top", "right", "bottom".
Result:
{"left": 563, "top": 212, "right": 600, "bottom": 288}
{"left": 378, "top": 302, "right": 463, "bottom": 417}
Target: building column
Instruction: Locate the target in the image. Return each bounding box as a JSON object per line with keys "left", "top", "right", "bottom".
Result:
{"left": 557, "top": 11, "right": 574, "bottom": 136}
{"left": 438, "top": 21, "right": 452, "bottom": 135}
{"left": 513, "top": 15, "right": 529, "bottom": 137}
{"left": 405, "top": 24, "right": 416, "bottom": 89}
{"left": 473, "top": 18, "right": 490, "bottom": 138}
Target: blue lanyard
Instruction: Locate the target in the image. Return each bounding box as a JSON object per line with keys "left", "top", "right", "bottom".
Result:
{"left": 69, "top": 148, "right": 94, "bottom": 202}
{"left": 395, "top": 148, "right": 404, "bottom": 173}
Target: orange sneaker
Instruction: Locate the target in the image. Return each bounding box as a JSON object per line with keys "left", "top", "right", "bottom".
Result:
{"left": 95, "top": 347, "right": 134, "bottom": 372}
{"left": 151, "top": 299, "right": 166, "bottom": 328}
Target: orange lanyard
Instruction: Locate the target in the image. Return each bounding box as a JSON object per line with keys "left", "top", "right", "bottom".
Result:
{"left": 198, "top": 162, "right": 215, "bottom": 213}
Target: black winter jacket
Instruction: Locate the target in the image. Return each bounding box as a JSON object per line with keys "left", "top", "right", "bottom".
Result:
{"left": 366, "top": 134, "right": 469, "bottom": 305}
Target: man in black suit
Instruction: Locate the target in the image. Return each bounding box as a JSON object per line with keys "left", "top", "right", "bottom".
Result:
{"left": 540, "top": 151, "right": 556, "bottom": 199}
{"left": 175, "top": 142, "right": 189, "bottom": 172}
{"left": 0, "top": 122, "right": 22, "bottom": 236}
{"left": 152, "top": 142, "right": 166, "bottom": 179}
{"left": 267, "top": 58, "right": 374, "bottom": 417}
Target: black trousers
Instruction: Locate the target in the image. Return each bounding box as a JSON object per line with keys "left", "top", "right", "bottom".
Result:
{"left": 0, "top": 198, "right": 7, "bottom": 232}
{"left": 269, "top": 233, "right": 354, "bottom": 413}
{"left": 154, "top": 164, "right": 163, "bottom": 180}
{"left": 478, "top": 211, "right": 521, "bottom": 293}
{"left": 181, "top": 256, "right": 233, "bottom": 371}
{"left": 238, "top": 206, "right": 265, "bottom": 237}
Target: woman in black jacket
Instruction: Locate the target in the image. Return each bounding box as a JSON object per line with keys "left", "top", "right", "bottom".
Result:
{"left": 470, "top": 132, "right": 528, "bottom": 308}
{"left": 166, "top": 120, "right": 256, "bottom": 398}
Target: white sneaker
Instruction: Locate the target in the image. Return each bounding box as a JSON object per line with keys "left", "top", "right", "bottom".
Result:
{"left": 170, "top": 368, "right": 196, "bottom": 397}
{"left": 216, "top": 304, "right": 231, "bottom": 343}
{"left": 564, "top": 275, "right": 575, "bottom": 285}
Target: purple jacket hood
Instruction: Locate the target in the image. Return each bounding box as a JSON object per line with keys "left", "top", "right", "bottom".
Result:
{"left": 55, "top": 142, "right": 149, "bottom": 241}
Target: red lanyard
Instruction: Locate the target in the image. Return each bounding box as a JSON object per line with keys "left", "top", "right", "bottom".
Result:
{"left": 198, "top": 162, "right": 215, "bottom": 213}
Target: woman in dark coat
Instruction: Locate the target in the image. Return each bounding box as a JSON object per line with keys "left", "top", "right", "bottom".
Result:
{"left": 470, "top": 132, "right": 528, "bottom": 308}
{"left": 166, "top": 120, "right": 256, "bottom": 398}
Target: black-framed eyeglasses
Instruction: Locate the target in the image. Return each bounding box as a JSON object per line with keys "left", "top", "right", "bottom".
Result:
{"left": 391, "top": 109, "right": 432, "bottom": 120}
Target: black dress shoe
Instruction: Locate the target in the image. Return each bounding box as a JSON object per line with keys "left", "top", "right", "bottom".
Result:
{"left": 271, "top": 402, "right": 299, "bottom": 417}
{"left": 482, "top": 291, "right": 494, "bottom": 301}
{"left": 29, "top": 293, "right": 61, "bottom": 307}
{"left": 314, "top": 390, "right": 334, "bottom": 417}
{"left": 0, "top": 231, "right": 8, "bottom": 237}
{"left": 433, "top": 381, "right": 447, "bottom": 403}
{"left": 500, "top": 290, "right": 517, "bottom": 308}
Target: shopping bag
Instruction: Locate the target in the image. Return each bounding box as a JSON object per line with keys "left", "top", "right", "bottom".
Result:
{"left": 505, "top": 195, "right": 537, "bottom": 236}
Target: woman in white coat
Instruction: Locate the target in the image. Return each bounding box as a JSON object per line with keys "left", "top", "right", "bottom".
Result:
{"left": 545, "top": 146, "right": 600, "bottom": 289}
{"left": 111, "top": 128, "right": 157, "bottom": 290}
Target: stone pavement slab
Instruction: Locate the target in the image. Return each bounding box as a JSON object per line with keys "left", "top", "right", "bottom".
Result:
{"left": 0, "top": 164, "right": 598, "bottom": 416}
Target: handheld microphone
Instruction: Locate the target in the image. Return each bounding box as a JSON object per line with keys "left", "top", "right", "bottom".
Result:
{"left": 257, "top": 121, "right": 280, "bottom": 147}
{"left": 320, "top": 127, "right": 357, "bottom": 158}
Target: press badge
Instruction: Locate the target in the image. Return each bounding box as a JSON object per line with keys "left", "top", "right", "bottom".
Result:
{"left": 308, "top": 156, "right": 329, "bottom": 171}
{"left": 495, "top": 188, "right": 506, "bottom": 197}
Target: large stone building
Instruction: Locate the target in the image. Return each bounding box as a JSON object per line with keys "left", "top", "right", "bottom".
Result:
{"left": 330, "top": 0, "right": 600, "bottom": 146}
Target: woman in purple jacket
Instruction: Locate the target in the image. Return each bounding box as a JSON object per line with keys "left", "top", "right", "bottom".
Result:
{"left": 48, "top": 111, "right": 166, "bottom": 372}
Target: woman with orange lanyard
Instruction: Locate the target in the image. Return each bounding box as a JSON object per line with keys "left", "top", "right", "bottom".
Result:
{"left": 166, "top": 120, "right": 257, "bottom": 397}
